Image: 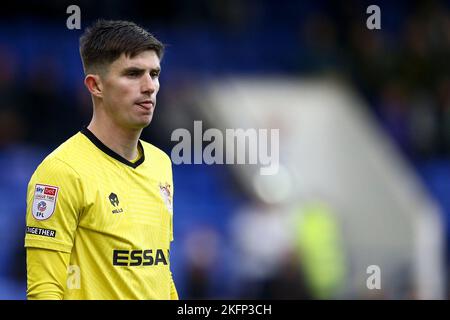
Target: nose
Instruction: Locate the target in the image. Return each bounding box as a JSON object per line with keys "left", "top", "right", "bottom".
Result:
{"left": 141, "top": 73, "right": 156, "bottom": 94}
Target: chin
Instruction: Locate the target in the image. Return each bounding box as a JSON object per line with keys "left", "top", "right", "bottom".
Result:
{"left": 124, "top": 112, "right": 154, "bottom": 130}
{"left": 136, "top": 116, "right": 153, "bottom": 129}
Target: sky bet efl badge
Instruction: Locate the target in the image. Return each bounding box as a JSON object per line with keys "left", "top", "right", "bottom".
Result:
{"left": 32, "top": 184, "right": 59, "bottom": 221}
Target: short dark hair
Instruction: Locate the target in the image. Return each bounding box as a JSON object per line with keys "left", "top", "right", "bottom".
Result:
{"left": 79, "top": 20, "right": 164, "bottom": 74}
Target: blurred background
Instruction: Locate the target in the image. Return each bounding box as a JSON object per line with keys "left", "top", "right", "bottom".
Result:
{"left": 0, "top": 0, "right": 449, "bottom": 299}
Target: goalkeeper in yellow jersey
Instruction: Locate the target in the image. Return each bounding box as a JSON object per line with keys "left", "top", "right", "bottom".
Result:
{"left": 25, "top": 20, "right": 178, "bottom": 300}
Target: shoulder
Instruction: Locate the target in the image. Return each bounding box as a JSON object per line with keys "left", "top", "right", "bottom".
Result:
{"left": 32, "top": 133, "right": 86, "bottom": 180}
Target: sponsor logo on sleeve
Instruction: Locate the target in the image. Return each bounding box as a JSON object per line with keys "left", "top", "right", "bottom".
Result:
{"left": 26, "top": 226, "right": 56, "bottom": 238}
{"left": 32, "top": 184, "right": 59, "bottom": 221}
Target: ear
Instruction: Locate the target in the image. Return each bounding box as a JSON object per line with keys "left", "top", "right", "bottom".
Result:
{"left": 84, "top": 74, "right": 103, "bottom": 98}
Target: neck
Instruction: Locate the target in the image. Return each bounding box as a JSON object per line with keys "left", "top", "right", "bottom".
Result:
{"left": 87, "top": 117, "right": 142, "bottom": 162}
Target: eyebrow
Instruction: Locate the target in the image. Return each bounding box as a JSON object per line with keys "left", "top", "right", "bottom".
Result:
{"left": 121, "top": 66, "right": 161, "bottom": 75}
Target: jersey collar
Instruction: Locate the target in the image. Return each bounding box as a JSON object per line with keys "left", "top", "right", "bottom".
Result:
{"left": 80, "top": 127, "right": 145, "bottom": 169}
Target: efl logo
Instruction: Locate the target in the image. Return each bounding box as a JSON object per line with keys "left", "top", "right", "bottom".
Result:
{"left": 31, "top": 184, "right": 59, "bottom": 221}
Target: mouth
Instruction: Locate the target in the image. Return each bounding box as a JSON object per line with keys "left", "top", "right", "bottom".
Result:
{"left": 135, "top": 100, "right": 154, "bottom": 111}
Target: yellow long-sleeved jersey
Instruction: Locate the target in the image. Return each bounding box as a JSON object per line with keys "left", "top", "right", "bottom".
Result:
{"left": 25, "top": 128, "right": 178, "bottom": 300}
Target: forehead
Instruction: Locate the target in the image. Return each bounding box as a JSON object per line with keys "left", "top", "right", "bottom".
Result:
{"left": 111, "top": 50, "right": 161, "bottom": 71}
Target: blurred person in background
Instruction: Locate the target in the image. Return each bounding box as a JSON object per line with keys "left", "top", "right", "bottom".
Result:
{"left": 293, "top": 200, "right": 347, "bottom": 299}
{"left": 24, "top": 20, "right": 178, "bottom": 300}
{"left": 229, "top": 196, "right": 315, "bottom": 299}
{"left": 183, "top": 225, "right": 221, "bottom": 299}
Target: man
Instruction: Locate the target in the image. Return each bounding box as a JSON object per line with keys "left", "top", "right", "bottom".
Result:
{"left": 25, "top": 20, "right": 178, "bottom": 300}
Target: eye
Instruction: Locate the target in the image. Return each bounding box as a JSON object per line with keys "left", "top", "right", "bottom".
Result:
{"left": 150, "top": 71, "right": 160, "bottom": 79}
{"left": 126, "top": 71, "right": 140, "bottom": 78}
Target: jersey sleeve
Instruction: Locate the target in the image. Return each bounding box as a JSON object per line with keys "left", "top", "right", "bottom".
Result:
{"left": 26, "top": 247, "right": 71, "bottom": 300}
{"left": 25, "top": 157, "right": 83, "bottom": 253}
